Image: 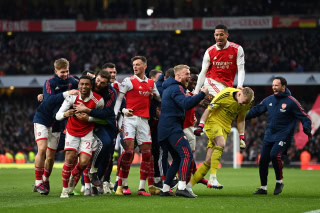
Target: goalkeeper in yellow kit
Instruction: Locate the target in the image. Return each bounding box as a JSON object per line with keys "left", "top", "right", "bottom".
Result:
{"left": 189, "top": 87, "right": 254, "bottom": 189}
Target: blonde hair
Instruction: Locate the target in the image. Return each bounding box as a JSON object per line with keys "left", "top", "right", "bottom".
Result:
{"left": 54, "top": 58, "right": 69, "bottom": 70}
{"left": 242, "top": 87, "right": 254, "bottom": 102}
{"left": 173, "top": 64, "right": 190, "bottom": 75}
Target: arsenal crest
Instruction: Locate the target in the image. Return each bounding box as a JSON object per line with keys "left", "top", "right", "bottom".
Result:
{"left": 280, "top": 103, "right": 287, "bottom": 112}
{"left": 229, "top": 55, "right": 233, "bottom": 59}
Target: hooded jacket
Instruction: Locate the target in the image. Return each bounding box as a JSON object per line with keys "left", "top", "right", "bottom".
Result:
{"left": 158, "top": 77, "right": 205, "bottom": 142}
{"left": 246, "top": 88, "right": 311, "bottom": 144}
{"left": 33, "top": 74, "right": 78, "bottom": 127}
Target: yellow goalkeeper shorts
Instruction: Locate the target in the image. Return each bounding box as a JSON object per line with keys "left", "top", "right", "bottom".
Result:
{"left": 204, "top": 121, "right": 229, "bottom": 149}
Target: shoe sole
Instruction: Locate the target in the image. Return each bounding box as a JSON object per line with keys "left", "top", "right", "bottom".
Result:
{"left": 207, "top": 185, "right": 223, "bottom": 189}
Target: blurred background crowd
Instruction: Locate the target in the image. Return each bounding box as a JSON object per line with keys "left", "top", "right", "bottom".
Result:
{"left": 1, "top": 29, "right": 320, "bottom": 76}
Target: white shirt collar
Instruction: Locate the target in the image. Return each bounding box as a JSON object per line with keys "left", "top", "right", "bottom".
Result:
{"left": 134, "top": 75, "right": 148, "bottom": 83}
{"left": 215, "top": 41, "right": 230, "bottom": 50}
{"left": 79, "top": 91, "right": 93, "bottom": 102}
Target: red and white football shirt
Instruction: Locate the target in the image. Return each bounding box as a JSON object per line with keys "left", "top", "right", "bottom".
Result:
{"left": 119, "top": 75, "right": 160, "bottom": 118}
{"left": 56, "top": 91, "right": 104, "bottom": 137}
{"left": 205, "top": 41, "right": 244, "bottom": 87}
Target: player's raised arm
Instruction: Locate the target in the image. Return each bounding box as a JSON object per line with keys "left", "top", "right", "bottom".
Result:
{"left": 194, "top": 50, "right": 210, "bottom": 94}
{"left": 236, "top": 46, "right": 245, "bottom": 88}
{"left": 55, "top": 95, "right": 76, "bottom": 120}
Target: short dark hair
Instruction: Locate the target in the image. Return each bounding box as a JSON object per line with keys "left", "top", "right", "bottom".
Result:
{"left": 189, "top": 66, "right": 199, "bottom": 75}
{"left": 165, "top": 68, "right": 175, "bottom": 79}
{"left": 131, "top": 56, "right": 147, "bottom": 64}
{"left": 215, "top": 24, "right": 228, "bottom": 33}
{"left": 79, "top": 75, "right": 92, "bottom": 83}
{"left": 96, "top": 70, "right": 111, "bottom": 82}
{"left": 82, "top": 70, "right": 94, "bottom": 76}
{"left": 273, "top": 76, "right": 287, "bottom": 86}
{"left": 149, "top": 69, "right": 162, "bottom": 78}
{"left": 102, "top": 62, "right": 116, "bottom": 70}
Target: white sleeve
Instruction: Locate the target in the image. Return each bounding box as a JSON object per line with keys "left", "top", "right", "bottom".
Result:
{"left": 55, "top": 95, "right": 76, "bottom": 120}
{"left": 152, "top": 82, "right": 161, "bottom": 102}
{"left": 237, "top": 46, "right": 245, "bottom": 65}
{"left": 194, "top": 49, "right": 210, "bottom": 94}
{"left": 63, "top": 91, "right": 69, "bottom": 98}
{"left": 236, "top": 46, "right": 245, "bottom": 87}
{"left": 96, "top": 98, "right": 105, "bottom": 109}
{"left": 114, "top": 92, "right": 125, "bottom": 116}
{"left": 237, "top": 64, "right": 245, "bottom": 87}
{"left": 119, "top": 77, "right": 133, "bottom": 94}
{"left": 88, "top": 116, "right": 104, "bottom": 122}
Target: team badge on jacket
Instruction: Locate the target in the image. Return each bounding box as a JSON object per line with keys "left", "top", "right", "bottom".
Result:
{"left": 280, "top": 103, "right": 287, "bottom": 112}
{"left": 229, "top": 55, "right": 233, "bottom": 59}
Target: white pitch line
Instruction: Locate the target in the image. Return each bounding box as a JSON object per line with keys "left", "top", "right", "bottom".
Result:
{"left": 304, "top": 209, "right": 320, "bottom": 213}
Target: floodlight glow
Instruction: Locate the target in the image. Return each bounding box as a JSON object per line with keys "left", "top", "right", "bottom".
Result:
{"left": 147, "top": 8, "right": 154, "bottom": 16}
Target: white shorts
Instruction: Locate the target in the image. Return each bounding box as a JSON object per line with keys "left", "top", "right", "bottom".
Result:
{"left": 123, "top": 115, "right": 152, "bottom": 145}
{"left": 183, "top": 127, "right": 196, "bottom": 152}
{"left": 34, "top": 123, "right": 60, "bottom": 151}
{"left": 92, "top": 134, "right": 100, "bottom": 152}
{"left": 65, "top": 130, "right": 94, "bottom": 156}
{"left": 204, "top": 78, "right": 227, "bottom": 96}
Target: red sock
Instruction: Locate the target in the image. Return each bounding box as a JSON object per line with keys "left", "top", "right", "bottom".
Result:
{"left": 118, "top": 170, "right": 123, "bottom": 187}
{"left": 147, "top": 156, "right": 155, "bottom": 186}
{"left": 35, "top": 166, "right": 44, "bottom": 181}
{"left": 62, "top": 162, "right": 73, "bottom": 188}
{"left": 140, "top": 149, "right": 151, "bottom": 181}
{"left": 43, "top": 168, "right": 51, "bottom": 181}
{"left": 121, "top": 149, "right": 134, "bottom": 179}
{"left": 83, "top": 167, "right": 91, "bottom": 184}
{"left": 72, "top": 162, "right": 85, "bottom": 186}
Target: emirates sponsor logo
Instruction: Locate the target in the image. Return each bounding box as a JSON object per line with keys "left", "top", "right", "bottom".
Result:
{"left": 96, "top": 22, "right": 127, "bottom": 30}
{"left": 139, "top": 91, "right": 151, "bottom": 96}
{"left": 212, "top": 61, "right": 233, "bottom": 69}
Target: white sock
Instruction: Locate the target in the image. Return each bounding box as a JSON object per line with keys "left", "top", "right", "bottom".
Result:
{"left": 209, "top": 174, "right": 216, "bottom": 180}
{"left": 162, "top": 184, "right": 170, "bottom": 192}
{"left": 186, "top": 183, "right": 193, "bottom": 189}
{"left": 276, "top": 180, "right": 283, "bottom": 184}
{"left": 122, "top": 178, "right": 128, "bottom": 187}
{"left": 178, "top": 181, "right": 186, "bottom": 190}
{"left": 35, "top": 180, "right": 43, "bottom": 185}
{"left": 85, "top": 183, "right": 91, "bottom": 189}
{"left": 90, "top": 167, "right": 98, "bottom": 173}
{"left": 154, "top": 177, "right": 161, "bottom": 183}
{"left": 139, "top": 180, "right": 146, "bottom": 190}
{"left": 261, "top": 186, "right": 267, "bottom": 190}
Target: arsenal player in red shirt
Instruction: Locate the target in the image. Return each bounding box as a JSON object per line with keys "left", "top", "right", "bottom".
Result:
{"left": 194, "top": 24, "right": 245, "bottom": 97}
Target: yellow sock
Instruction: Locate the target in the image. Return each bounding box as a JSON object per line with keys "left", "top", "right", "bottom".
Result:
{"left": 210, "top": 146, "right": 224, "bottom": 175}
{"left": 190, "top": 162, "right": 210, "bottom": 186}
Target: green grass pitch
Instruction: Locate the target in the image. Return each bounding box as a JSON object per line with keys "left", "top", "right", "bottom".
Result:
{"left": 1, "top": 166, "right": 320, "bottom": 213}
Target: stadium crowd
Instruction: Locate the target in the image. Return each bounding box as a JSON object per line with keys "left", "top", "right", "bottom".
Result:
{"left": 0, "top": 0, "right": 319, "bottom": 20}
{"left": 0, "top": 93, "right": 38, "bottom": 156}
{"left": 1, "top": 29, "right": 320, "bottom": 76}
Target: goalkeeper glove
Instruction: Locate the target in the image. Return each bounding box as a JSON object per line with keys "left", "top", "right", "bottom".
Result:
{"left": 239, "top": 134, "right": 246, "bottom": 149}
{"left": 194, "top": 123, "right": 204, "bottom": 136}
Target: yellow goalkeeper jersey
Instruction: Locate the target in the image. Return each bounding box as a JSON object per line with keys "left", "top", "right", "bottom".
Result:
{"left": 206, "top": 87, "right": 251, "bottom": 133}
